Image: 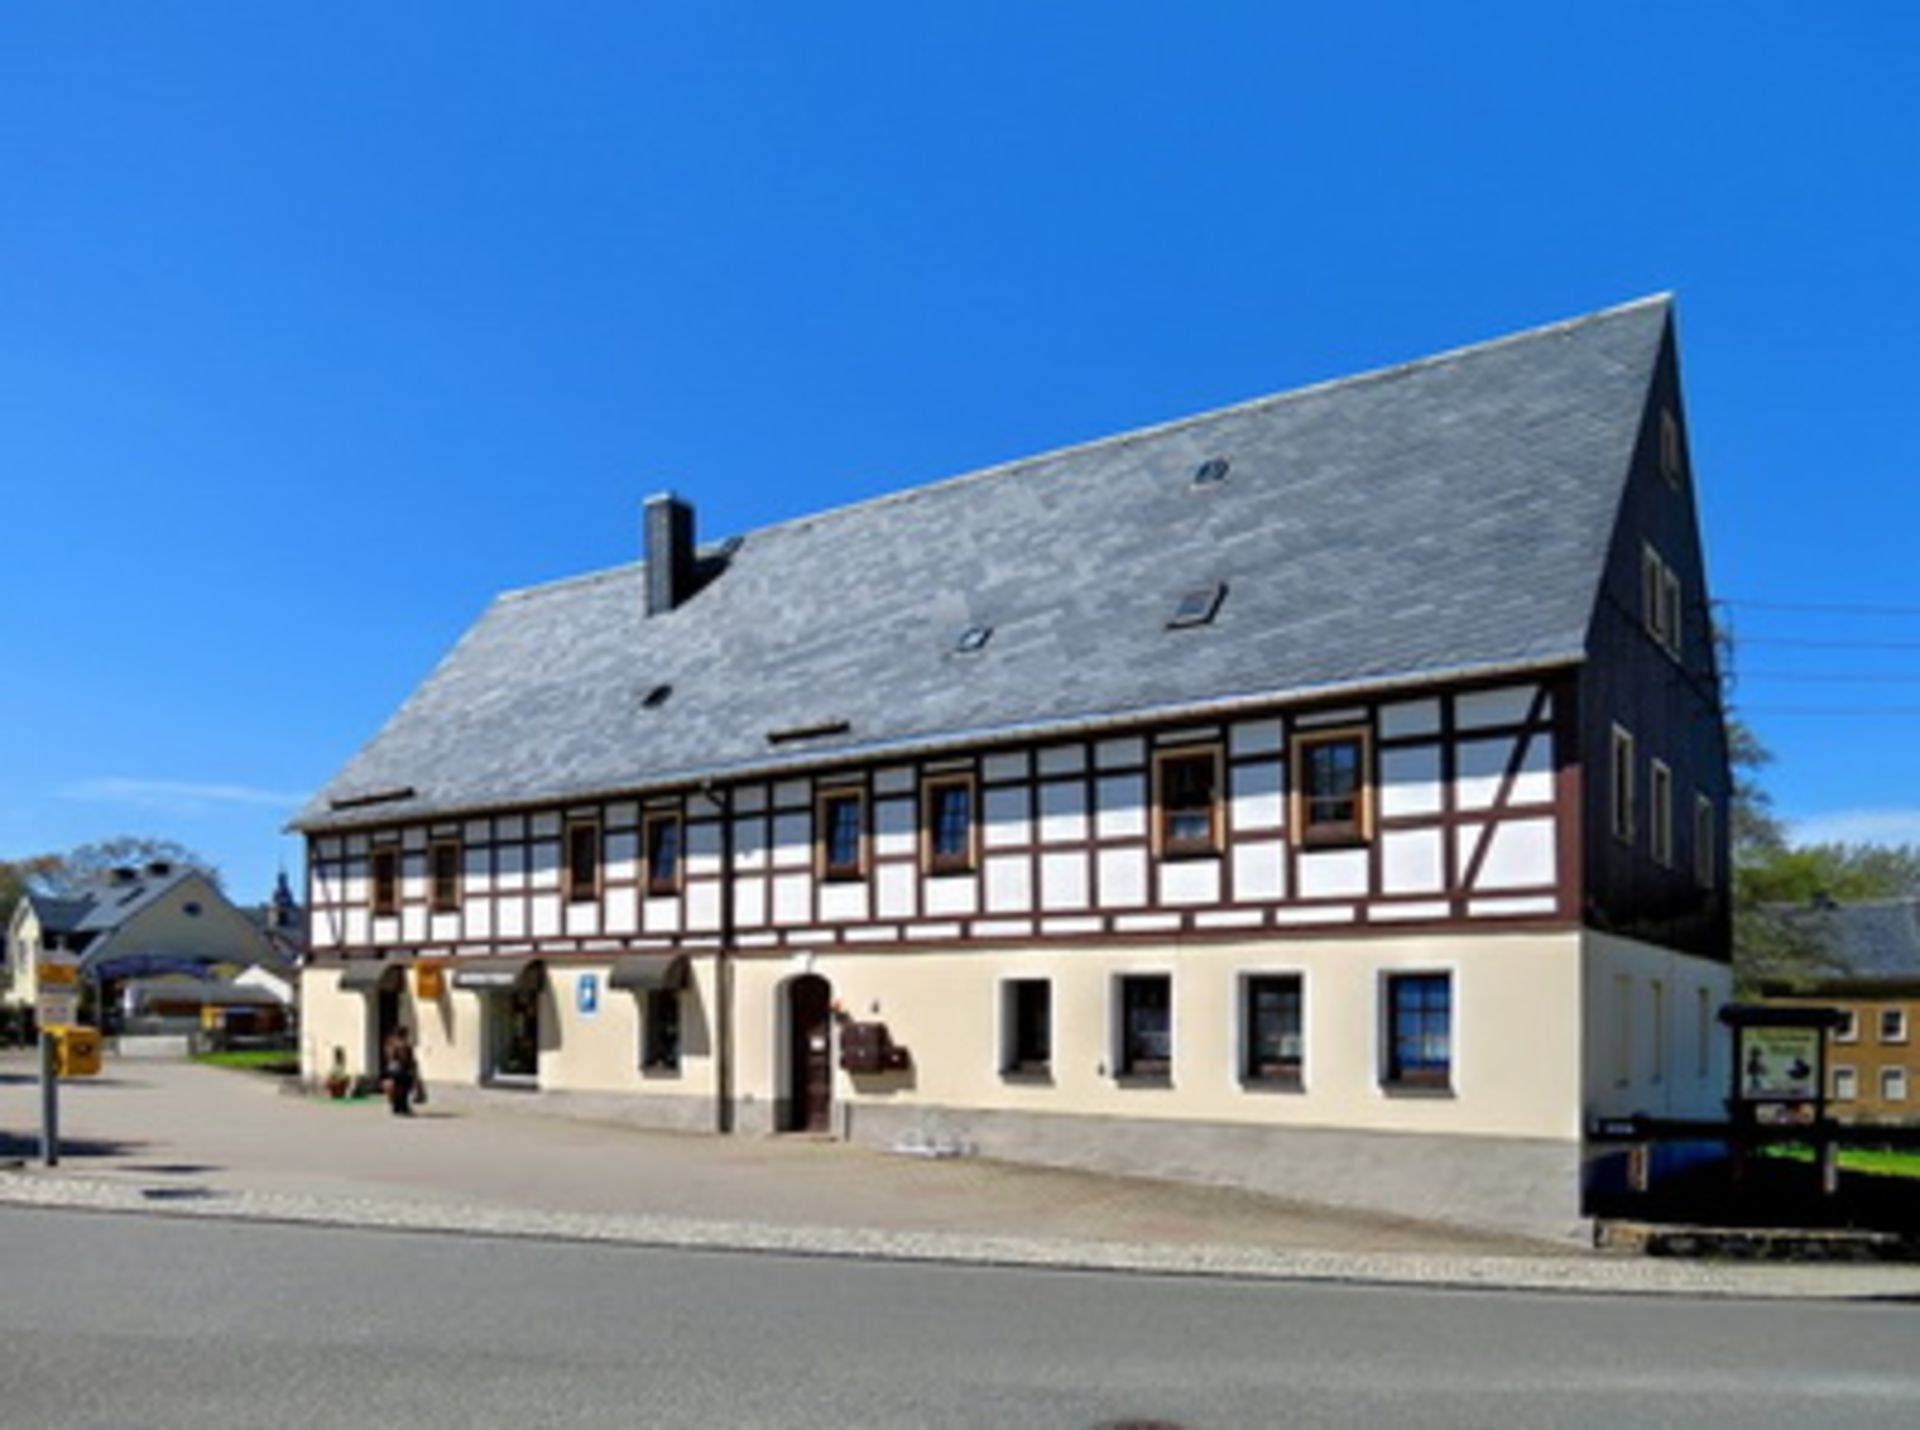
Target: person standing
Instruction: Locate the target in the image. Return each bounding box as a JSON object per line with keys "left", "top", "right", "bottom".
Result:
{"left": 382, "top": 1028, "right": 423, "bottom": 1116}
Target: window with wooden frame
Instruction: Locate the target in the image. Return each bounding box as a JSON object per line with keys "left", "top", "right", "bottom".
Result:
{"left": 428, "top": 839, "right": 461, "bottom": 913}
{"left": 922, "top": 773, "right": 978, "bottom": 875}
{"left": 1243, "top": 974, "right": 1304, "bottom": 1087}
{"left": 1693, "top": 795, "right": 1715, "bottom": 888}
{"left": 1293, "top": 728, "right": 1371, "bottom": 846}
{"left": 1002, "top": 979, "right": 1051, "bottom": 1077}
{"left": 1384, "top": 971, "right": 1452, "bottom": 1091}
{"left": 817, "top": 788, "right": 868, "bottom": 881}
{"left": 565, "top": 819, "right": 601, "bottom": 903}
{"left": 1650, "top": 760, "right": 1674, "bottom": 867}
{"left": 1610, "top": 726, "right": 1636, "bottom": 843}
{"left": 370, "top": 847, "right": 399, "bottom": 917}
{"left": 643, "top": 810, "right": 683, "bottom": 897}
{"left": 1153, "top": 746, "right": 1223, "bottom": 858}
{"left": 1117, "top": 974, "right": 1172, "bottom": 1079}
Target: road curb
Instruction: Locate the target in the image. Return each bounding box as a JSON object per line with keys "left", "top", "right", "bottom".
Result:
{"left": 5, "top": 1170, "right": 1919, "bottom": 1301}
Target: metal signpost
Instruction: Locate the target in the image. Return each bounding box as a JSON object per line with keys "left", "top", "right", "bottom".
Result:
{"left": 33, "top": 956, "right": 99, "bottom": 1166}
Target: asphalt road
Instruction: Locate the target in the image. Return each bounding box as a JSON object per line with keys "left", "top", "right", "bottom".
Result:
{"left": 2, "top": 1208, "right": 1915, "bottom": 1429}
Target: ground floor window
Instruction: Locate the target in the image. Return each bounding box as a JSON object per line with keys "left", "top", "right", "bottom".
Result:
{"left": 1117, "top": 974, "right": 1171, "bottom": 1080}
{"left": 1384, "top": 972, "right": 1452, "bottom": 1091}
{"left": 1883, "top": 1066, "right": 1909, "bottom": 1103}
{"left": 485, "top": 985, "right": 540, "bottom": 1082}
{"left": 1833, "top": 1065, "right": 1858, "bottom": 1101}
{"left": 643, "top": 990, "right": 681, "bottom": 1072}
{"left": 1244, "top": 974, "right": 1303, "bottom": 1086}
{"left": 1002, "top": 979, "right": 1051, "bottom": 1076}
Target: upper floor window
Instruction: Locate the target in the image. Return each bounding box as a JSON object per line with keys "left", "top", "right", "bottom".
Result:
{"left": 644, "top": 811, "right": 683, "bottom": 897}
{"left": 1610, "top": 725, "right": 1636, "bottom": 844}
{"left": 818, "top": 789, "right": 867, "bottom": 881}
{"left": 1659, "top": 409, "right": 1685, "bottom": 487}
{"left": 1295, "top": 729, "right": 1370, "bottom": 846}
{"left": 371, "top": 848, "right": 399, "bottom": 917}
{"left": 1641, "top": 544, "right": 1682, "bottom": 659}
{"left": 1154, "top": 747, "right": 1222, "bottom": 858}
{"left": 1650, "top": 760, "right": 1674, "bottom": 868}
{"left": 428, "top": 839, "right": 461, "bottom": 913}
{"left": 1835, "top": 1008, "right": 1859, "bottom": 1043}
{"left": 1881, "top": 1008, "right": 1909, "bottom": 1045}
{"left": 566, "top": 820, "right": 601, "bottom": 903}
{"left": 1384, "top": 971, "right": 1452, "bottom": 1091}
{"left": 923, "top": 774, "right": 977, "bottom": 875}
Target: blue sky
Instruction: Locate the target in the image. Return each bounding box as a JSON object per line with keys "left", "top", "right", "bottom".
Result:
{"left": 3, "top": 3, "right": 1917, "bottom": 902}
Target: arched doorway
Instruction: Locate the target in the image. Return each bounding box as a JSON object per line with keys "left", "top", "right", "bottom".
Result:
{"left": 784, "top": 974, "right": 833, "bottom": 1133}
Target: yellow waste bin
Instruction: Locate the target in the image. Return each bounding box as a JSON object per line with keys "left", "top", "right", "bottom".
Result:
{"left": 48, "top": 1025, "right": 103, "bottom": 1078}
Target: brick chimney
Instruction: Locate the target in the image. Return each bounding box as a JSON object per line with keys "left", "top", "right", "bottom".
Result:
{"left": 644, "top": 492, "right": 696, "bottom": 617}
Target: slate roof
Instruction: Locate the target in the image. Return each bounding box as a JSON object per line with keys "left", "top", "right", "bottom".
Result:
{"left": 1778, "top": 900, "right": 1920, "bottom": 982}
{"left": 297, "top": 296, "right": 1673, "bottom": 832}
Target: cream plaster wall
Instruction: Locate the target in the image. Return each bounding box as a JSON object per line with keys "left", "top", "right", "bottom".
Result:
{"left": 1581, "top": 931, "right": 1732, "bottom": 1122}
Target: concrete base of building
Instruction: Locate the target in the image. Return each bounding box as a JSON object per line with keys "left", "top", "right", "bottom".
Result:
{"left": 413, "top": 1081, "right": 720, "bottom": 1135}
{"left": 834, "top": 1101, "right": 1590, "bottom": 1244}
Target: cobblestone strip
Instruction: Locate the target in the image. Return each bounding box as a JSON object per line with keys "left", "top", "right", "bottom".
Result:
{"left": 4, "top": 1169, "right": 1916, "bottom": 1301}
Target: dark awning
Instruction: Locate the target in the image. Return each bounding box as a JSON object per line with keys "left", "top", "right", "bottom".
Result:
{"left": 451, "top": 958, "right": 543, "bottom": 992}
{"left": 607, "top": 954, "right": 690, "bottom": 994}
{"left": 338, "top": 962, "right": 406, "bottom": 994}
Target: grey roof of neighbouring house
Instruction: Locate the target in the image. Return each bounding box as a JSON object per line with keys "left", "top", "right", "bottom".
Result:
{"left": 296, "top": 295, "right": 1673, "bottom": 833}
{"left": 1778, "top": 900, "right": 1920, "bottom": 982}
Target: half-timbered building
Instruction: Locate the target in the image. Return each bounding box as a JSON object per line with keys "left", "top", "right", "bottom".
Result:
{"left": 294, "top": 295, "right": 1730, "bottom": 1238}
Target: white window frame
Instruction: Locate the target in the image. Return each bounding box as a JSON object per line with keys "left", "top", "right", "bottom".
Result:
{"left": 1833, "top": 1065, "right": 1858, "bottom": 1101}
{"left": 1650, "top": 760, "right": 1674, "bottom": 868}
{"left": 1836, "top": 1008, "right": 1859, "bottom": 1044}
{"left": 1610, "top": 726, "right": 1636, "bottom": 844}
{"left": 1881, "top": 1066, "right": 1908, "bottom": 1103}
{"left": 1881, "top": 1008, "right": 1909, "bottom": 1045}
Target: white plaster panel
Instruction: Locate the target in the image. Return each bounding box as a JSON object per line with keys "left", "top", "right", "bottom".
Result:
{"left": 1274, "top": 905, "right": 1356, "bottom": 925}
{"left": 401, "top": 854, "right": 426, "bottom": 902}
{"left": 604, "top": 832, "right": 638, "bottom": 884}
{"left": 732, "top": 817, "right": 768, "bottom": 871}
{"left": 604, "top": 888, "right": 637, "bottom": 935}
{"left": 985, "top": 856, "right": 1032, "bottom": 912}
{"left": 735, "top": 877, "right": 767, "bottom": 928}
{"left": 605, "top": 802, "right": 639, "bottom": 830}
{"left": 311, "top": 915, "right": 342, "bottom": 949}
{"left": 982, "top": 752, "right": 1030, "bottom": 783}
{"left": 1231, "top": 840, "right": 1286, "bottom": 901}
{"left": 972, "top": 918, "right": 1033, "bottom": 938}
{"left": 686, "top": 821, "right": 723, "bottom": 876}
{"left": 844, "top": 925, "right": 900, "bottom": 943}
{"left": 530, "top": 895, "right": 561, "bottom": 938}
{"left": 493, "top": 900, "right": 524, "bottom": 941}
{"left": 1381, "top": 828, "right": 1445, "bottom": 894}
{"left": 494, "top": 817, "right": 524, "bottom": 842}
{"left": 1040, "top": 851, "right": 1090, "bottom": 910}
{"left": 906, "top": 923, "right": 964, "bottom": 941}
{"left": 873, "top": 765, "right": 916, "bottom": 795}
{"left": 1229, "top": 718, "right": 1284, "bottom": 756}
{"left": 1229, "top": 761, "right": 1284, "bottom": 831}
{"left": 1379, "top": 744, "right": 1444, "bottom": 818}
{"left": 1294, "top": 706, "right": 1364, "bottom": 729}
{"left": 317, "top": 837, "right": 344, "bottom": 860}
{"left": 462, "top": 899, "right": 495, "bottom": 941}
{"left": 1195, "top": 910, "right": 1264, "bottom": 929}
{"left": 343, "top": 860, "right": 367, "bottom": 904}
{"left": 1474, "top": 817, "right": 1558, "bottom": 891}
{"left": 1457, "top": 734, "right": 1554, "bottom": 811}
{"left": 1038, "top": 781, "right": 1089, "bottom": 843}
{"left": 1155, "top": 724, "right": 1219, "bottom": 746}
{"left": 1114, "top": 913, "right": 1182, "bottom": 933}
{"left": 874, "top": 798, "right": 917, "bottom": 857}
{"left": 1456, "top": 685, "right": 1541, "bottom": 730}
{"left": 1040, "top": 916, "right": 1102, "bottom": 935}
{"left": 1096, "top": 847, "right": 1148, "bottom": 908}
{"left": 564, "top": 902, "right": 598, "bottom": 937}
{"left": 1037, "top": 744, "right": 1087, "bottom": 776}
{"left": 1160, "top": 859, "right": 1221, "bottom": 906}
{"left": 983, "top": 786, "right": 1031, "bottom": 847}
{"left": 644, "top": 897, "right": 683, "bottom": 933}
{"left": 1370, "top": 900, "right": 1450, "bottom": 922}
{"left": 818, "top": 882, "right": 868, "bottom": 923}
{"left": 530, "top": 813, "right": 561, "bottom": 838}
{"left": 403, "top": 827, "right": 427, "bottom": 851}
{"left": 923, "top": 876, "right": 979, "bottom": 917}
{"left": 1469, "top": 895, "right": 1557, "bottom": 917}
{"left": 424, "top": 911, "right": 456, "bottom": 944}
{"left": 876, "top": 863, "right": 917, "bottom": 919}
{"left": 1378, "top": 698, "right": 1441, "bottom": 739}
{"left": 772, "top": 874, "right": 811, "bottom": 925}
{"left": 774, "top": 780, "right": 811, "bottom": 809}
{"left": 1298, "top": 849, "right": 1369, "bottom": 899}
{"left": 315, "top": 864, "right": 343, "bottom": 904}
{"left": 346, "top": 833, "right": 370, "bottom": 856}
{"left": 345, "top": 908, "right": 369, "bottom": 945}
{"left": 1095, "top": 737, "right": 1146, "bottom": 769}
{"left": 772, "top": 813, "right": 811, "bottom": 868}
{"left": 401, "top": 907, "right": 426, "bottom": 943}
{"left": 1095, "top": 774, "right": 1147, "bottom": 838}
{"left": 733, "top": 784, "right": 768, "bottom": 814}
{"left": 687, "top": 882, "right": 721, "bottom": 932}
{"left": 530, "top": 842, "right": 560, "bottom": 890}
{"left": 687, "top": 793, "right": 722, "bottom": 819}
{"left": 496, "top": 845, "right": 526, "bottom": 890}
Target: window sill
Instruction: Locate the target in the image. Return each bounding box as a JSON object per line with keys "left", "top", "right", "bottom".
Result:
{"left": 1381, "top": 1081, "right": 1454, "bottom": 1099}
{"left": 1115, "top": 1072, "right": 1172, "bottom": 1089}
{"left": 483, "top": 1074, "right": 538, "bottom": 1092}
{"left": 1000, "top": 1067, "right": 1054, "bottom": 1086}
{"left": 1241, "top": 1075, "right": 1304, "bottom": 1094}
{"left": 640, "top": 1063, "right": 683, "bottom": 1080}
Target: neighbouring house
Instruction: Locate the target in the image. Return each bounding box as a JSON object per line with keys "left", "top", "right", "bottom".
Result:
{"left": 293, "top": 295, "right": 1731, "bottom": 1240}
{"left": 2, "top": 862, "right": 293, "bottom": 1035}
{"left": 1762, "top": 898, "right": 1920, "bottom": 1124}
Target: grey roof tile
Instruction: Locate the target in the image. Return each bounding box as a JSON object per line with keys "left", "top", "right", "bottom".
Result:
{"left": 297, "top": 296, "right": 1671, "bottom": 831}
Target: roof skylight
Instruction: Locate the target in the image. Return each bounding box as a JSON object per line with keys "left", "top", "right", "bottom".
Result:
{"left": 1167, "top": 583, "right": 1227, "bottom": 629}
{"left": 955, "top": 625, "right": 993, "bottom": 653}
{"left": 1192, "top": 457, "right": 1231, "bottom": 488}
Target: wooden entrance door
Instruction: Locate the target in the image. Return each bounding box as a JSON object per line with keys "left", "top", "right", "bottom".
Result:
{"left": 786, "top": 975, "right": 832, "bottom": 1133}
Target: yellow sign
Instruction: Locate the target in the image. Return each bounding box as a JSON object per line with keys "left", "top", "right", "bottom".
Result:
{"left": 48, "top": 1025, "right": 103, "bottom": 1078}
{"left": 416, "top": 962, "right": 445, "bottom": 1000}
{"left": 38, "top": 961, "right": 80, "bottom": 988}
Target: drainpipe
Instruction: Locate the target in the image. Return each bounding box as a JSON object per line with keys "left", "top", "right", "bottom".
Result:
{"left": 706, "top": 781, "right": 735, "bottom": 1134}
